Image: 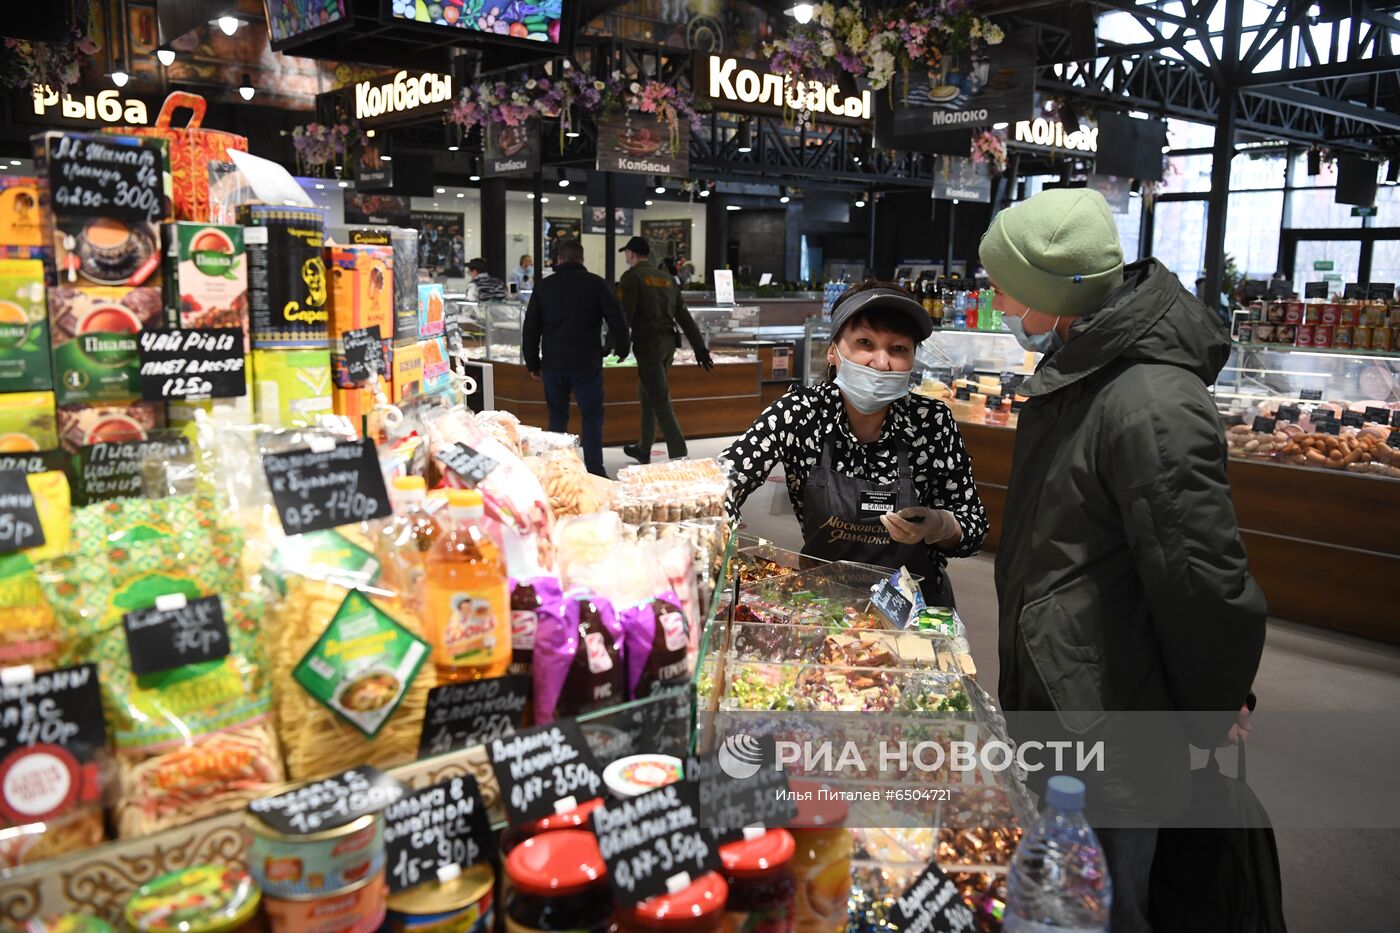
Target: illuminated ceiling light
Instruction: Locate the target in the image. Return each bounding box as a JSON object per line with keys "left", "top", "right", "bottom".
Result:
{"left": 787, "top": 4, "right": 815, "bottom": 24}
{"left": 528, "top": 193, "right": 535, "bottom": 199}
{"left": 238, "top": 73, "right": 254, "bottom": 101}
{"left": 952, "top": 198, "right": 961, "bottom": 205}
{"left": 645, "top": 199, "right": 654, "bottom": 206}
{"left": 217, "top": 15, "right": 240, "bottom": 36}
{"left": 737, "top": 120, "right": 753, "bottom": 154}
{"left": 448, "top": 144, "right": 460, "bottom": 151}
{"left": 779, "top": 194, "right": 790, "bottom": 203}
{"left": 565, "top": 128, "right": 581, "bottom": 138}
{"left": 156, "top": 46, "right": 175, "bottom": 66}
{"left": 568, "top": 195, "right": 577, "bottom": 201}
{"left": 726, "top": 204, "right": 742, "bottom": 211}
{"left": 540, "top": 196, "right": 549, "bottom": 203}
{"left": 111, "top": 70, "right": 129, "bottom": 88}
{"left": 7, "top": 160, "right": 17, "bottom": 167}
{"left": 854, "top": 197, "right": 866, "bottom": 208}
{"left": 468, "top": 156, "right": 481, "bottom": 181}
{"left": 435, "top": 187, "right": 446, "bottom": 194}
{"left": 337, "top": 180, "right": 348, "bottom": 188}
{"left": 366, "top": 129, "right": 376, "bottom": 138}
{"left": 655, "top": 184, "right": 666, "bottom": 194}
{"left": 456, "top": 192, "right": 465, "bottom": 198}
{"left": 699, "top": 188, "right": 711, "bottom": 197}
{"left": 558, "top": 178, "right": 570, "bottom": 187}
{"left": 993, "top": 121, "right": 1008, "bottom": 130}
{"left": 380, "top": 154, "right": 392, "bottom": 161}
{"left": 314, "top": 183, "right": 324, "bottom": 189}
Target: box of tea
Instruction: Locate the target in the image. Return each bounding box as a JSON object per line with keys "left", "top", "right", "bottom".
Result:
{"left": 420, "top": 336, "right": 452, "bottom": 398}
{"left": 0, "top": 259, "right": 52, "bottom": 392}
{"left": 0, "top": 390, "right": 58, "bottom": 451}
{"left": 390, "top": 339, "right": 423, "bottom": 404}
{"left": 418, "top": 282, "right": 445, "bottom": 339}
{"left": 162, "top": 222, "right": 247, "bottom": 339}
{"left": 55, "top": 399, "right": 165, "bottom": 452}
{"left": 0, "top": 176, "right": 43, "bottom": 248}
{"left": 48, "top": 285, "right": 162, "bottom": 404}
{"left": 251, "top": 347, "right": 333, "bottom": 428}
{"left": 328, "top": 244, "right": 393, "bottom": 387}
{"left": 240, "top": 205, "right": 328, "bottom": 348}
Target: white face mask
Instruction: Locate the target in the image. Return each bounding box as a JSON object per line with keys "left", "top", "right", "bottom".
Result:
{"left": 833, "top": 349, "right": 911, "bottom": 414}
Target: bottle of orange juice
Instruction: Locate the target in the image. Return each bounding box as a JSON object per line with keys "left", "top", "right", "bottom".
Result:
{"left": 425, "top": 488, "right": 511, "bottom": 681}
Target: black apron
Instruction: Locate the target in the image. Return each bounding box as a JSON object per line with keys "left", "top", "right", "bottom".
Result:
{"left": 800, "top": 438, "right": 955, "bottom": 608}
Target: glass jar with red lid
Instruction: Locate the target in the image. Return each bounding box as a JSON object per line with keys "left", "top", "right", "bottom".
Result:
{"left": 718, "top": 829, "right": 797, "bottom": 933}
{"left": 614, "top": 871, "right": 729, "bottom": 933}
{"left": 504, "top": 829, "right": 612, "bottom": 933}
{"left": 786, "top": 781, "right": 853, "bottom": 933}
{"left": 501, "top": 797, "right": 605, "bottom": 853}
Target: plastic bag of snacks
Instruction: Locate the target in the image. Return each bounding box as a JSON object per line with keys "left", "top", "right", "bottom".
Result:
{"left": 517, "top": 426, "right": 580, "bottom": 457}
{"left": 526, "top": 448, "right": 606, "bottom": 518}
{"left": 475, "top": 409, "right": 522, "bottom": 453}
{"left": 613, "top": 457, "right": 730, "bottom": 523}
{"left": 533, "top": 587, "right": 625, "bottom": 723}
{"left": 38, "top": 500, "right": 282, "bottom": 838}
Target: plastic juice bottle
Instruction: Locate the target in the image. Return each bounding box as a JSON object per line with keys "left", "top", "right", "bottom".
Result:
{"left": 426, "top": 488, "right": 512, "bottom": 681}
{"left": 966, "top": 290, "right": 980, "bottom": 330}
{"left": 375, "top": 476, "right": 442, "bottom": 613}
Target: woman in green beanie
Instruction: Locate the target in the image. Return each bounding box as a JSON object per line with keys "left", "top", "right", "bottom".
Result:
{"left": 983, "top": 187, "right": 1268, "bottom": 933}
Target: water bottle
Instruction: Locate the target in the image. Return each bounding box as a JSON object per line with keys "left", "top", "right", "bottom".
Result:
{"left": 1004, "top": 775, "right": 1112, "bottom": 932}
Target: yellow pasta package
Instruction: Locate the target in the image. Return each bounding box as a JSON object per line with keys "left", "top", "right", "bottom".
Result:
{"left": 0, "top": 471, "right": 73, "bottom": 672}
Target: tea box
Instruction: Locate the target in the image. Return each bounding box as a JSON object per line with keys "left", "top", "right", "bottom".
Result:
{"left": 0, "top": 390, "right": 58, "bottom": 451}
{"left": 161, "top": 222, "right": 247, "bottom": 340}
{"left": 251, "top": 347, "right": 333, "bottom": 428}
{"left": 55, "top": 399, "right": 165, "bottom": 452}
{"left": 48, "top": 285, "right": 162, "bottom": 404}
{"left": 240, "top": 205, "right": 328, "bottom": 348}
{"left": 0, "top": 259, "right": 52, "bottom": 391}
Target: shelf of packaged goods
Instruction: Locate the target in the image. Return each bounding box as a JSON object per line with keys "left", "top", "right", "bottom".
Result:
{"left": 951, "top": 414, "right": 1400, "bottom": 643}
{"left": 490, "top": 359, "right": 766, "bottom": 445}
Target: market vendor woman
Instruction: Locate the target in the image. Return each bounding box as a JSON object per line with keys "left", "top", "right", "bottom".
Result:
{"left": 721, "top": 283, "right": 987, "bottom": 605}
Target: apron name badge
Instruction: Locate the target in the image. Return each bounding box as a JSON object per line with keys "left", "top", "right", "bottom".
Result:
{"left": 859, "top": 489, "right": 898, "bottom": 514}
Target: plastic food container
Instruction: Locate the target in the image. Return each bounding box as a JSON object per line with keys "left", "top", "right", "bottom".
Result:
{"left": 386, "top": 862, "right": 495, "bottom": 933}
{"left": 245, "top": 811, "right": 384, "bottom": 899}
{"left": 604, "top": 754, "right": 684, "bottom": 799}
{"left": 718, "top": 829, "right": 797, "bottom": 933}
{"left": 504, "top": 830, "right": 612, "bottom": 933}
{"left": 124, "top": 864, "right": 263, "bottom": 933}
{"left": 614, "top": 871, "right": 729, "bottom": 933}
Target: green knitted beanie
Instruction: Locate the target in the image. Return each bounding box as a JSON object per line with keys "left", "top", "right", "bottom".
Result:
{"left": 979, "top": 188, "right": 1125, "bottom": 317}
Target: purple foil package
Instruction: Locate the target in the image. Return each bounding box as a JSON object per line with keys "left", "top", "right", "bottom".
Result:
{"left": 621, "top": 591, "right": 691, "bottom": 700}
{"left": 533, "top": 588, "right": 624, "bottom": 723}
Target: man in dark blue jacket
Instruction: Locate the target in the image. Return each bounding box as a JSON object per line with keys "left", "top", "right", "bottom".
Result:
{"left": 521, "top": 239, "right": 631, "bottom": 475}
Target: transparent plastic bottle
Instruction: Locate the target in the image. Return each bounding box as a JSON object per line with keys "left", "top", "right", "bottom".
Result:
{"left": 1004, "top": 776, "right": 1112, "bottom": 933}
{"left": 374, "top": 476, "right": 442, "bottom": 614}
{"left": 966, "top": 290, "right": 980, "bottom": 330}
{"left": 425, "top": 488, "right": 512, "bottom": 682}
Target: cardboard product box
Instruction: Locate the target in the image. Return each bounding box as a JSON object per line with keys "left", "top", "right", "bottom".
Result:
{"left": 32, "top": 130, "right": 168, "bottom": 289}
{"left": 55, "top": 399, "right": 165, "bottom": 452}
{"left": 251, "top": 347, "right": 333, "bottom": 428}
{"left": 48, "top": 285, "right": 162, "bottom": 404}
{"left": 0, "top": 390, "right": 58, "bottom": 451}
{"left": 420, "top": 336, "right": 453, "bottom": 398}
{"left": 162, "top": 222, "right": 247, "bottom": 340}
{"left": 239, "top": 205, "right": 328, "bottom": 348}
{"left": 0, "top": 176, "right": 43, "bottom": 248}
{"left": 332, "top": 384, "right": 372, "bottom": 436}
{"left": 391, "top": 340, "right": 423, "bottom": 404}
{"left": 0, "top": 259, "right": 52, "bottom": 391}
{"left": 418, "top": 282, "right": 445, "bottom": 339}
{"left": 328, "top": 244, "right": 393, "bottom": 387}
{"left": 350, "top": 227, "right": 418, "bottom": 344}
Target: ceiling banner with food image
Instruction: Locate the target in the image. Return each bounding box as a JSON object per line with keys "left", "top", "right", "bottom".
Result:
{"left": 595, "top": 112, "right": 689, "bottom": 178}
{"left": 484, "top": 117, "right": 541, "bottom": 177}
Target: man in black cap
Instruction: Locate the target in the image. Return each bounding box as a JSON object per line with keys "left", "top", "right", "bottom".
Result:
{"left": 467, "top": 258, "right": 507, "bottom": 301}
{"left": 521, "top": 239, "right": 630, "bottom": 477}
{"left": 617, "top": 235, "right": 713, "bottom": 463}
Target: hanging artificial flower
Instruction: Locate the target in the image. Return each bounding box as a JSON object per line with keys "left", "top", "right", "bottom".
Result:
{"left": 970, "top": 129, "right": 1008, "bottom": 175}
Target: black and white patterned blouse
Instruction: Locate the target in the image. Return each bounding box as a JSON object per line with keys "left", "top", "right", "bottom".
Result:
{"left": 721, "top": 382, "right": 988, "bottom": 561}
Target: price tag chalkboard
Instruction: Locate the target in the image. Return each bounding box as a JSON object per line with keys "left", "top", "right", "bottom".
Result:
{"left": 1011, "top": 398, "right": 1026, "bottom": 412}
{"left": 1393, "top": 410, "right": 1400, "bottom": 428}
{"left": 1316, "top": 418, "right": 1341, "bottom": 436}
{"left": 0, "top": 471, "right": 45, "bottom": 556}
{"left": 594, "top": 782, "right": 723, "bottom": 906}
{"left": 73, "top": 434, "right": 191, "bottom": 506}
{"left": 343, "top": 326, "right": 387, "bottom": 385}
{"left": 1276, "top": 405, "right": 1301, "bottom": 424}
{"left": 954, "top": 386, "right": 971, "bottom": 401}
{"left": 888, "top": 860, "right": 977, "bottom": 932}
{"left": 1341, "top": 410, "right": 1365, "bottom": 428}
{"left": 583, "top": 683, "right": 694, "bottom": 764}
{"left": 0, "top": 449, "right": 70, "bottom": 477}
{"left": 262, "top": 439, "right": 392, "bottom": 536}
{"left": 247, "top": 765, "right": 404, "bottom": 836}
{"left": 122, "top": 594, "right": 229, "bottom": 676}
{"left": 418, "top": 675, "right": 531, "bottom": 759}
{"left": 44, "top": 132, "right": 165, "bottom": 224}
{"left": 1389, "top": 431, "right": 1400, "bottom": 450}
{"left": 439, "top": 442, "right": 499, "bottom": 486}
{"left": 1369, "top": 283, "right": 1395, "bottom": 301}
{"left": 1300, "top": 388, "right": 1323, "bottom": 401}
{"left": 0, "top": 664, "right": 107, "bottom": 819}
{"left": 138, "top": 328, "right": 246, "bottom": 400}
{"left": 1304, "top": 282, "right": 1328, "bottom": 299}
{"left": 1252, "top": 416, "right": 1277, "bottom": 434}
{"left": 384, "top": 775, "right": 494, "bottom": 894}
{"left": 688, "top": 737, "right": 796, "bottom": 844}
{"left": 1364, "top": 407, "right": 1390, "bottom": 425}
{"left": 489, "top": 720, "right": 604, "bottom": 826}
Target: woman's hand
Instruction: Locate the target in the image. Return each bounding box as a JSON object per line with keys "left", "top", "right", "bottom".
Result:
{"left": 880, "top": 508, "right": 962, "bottom": 548}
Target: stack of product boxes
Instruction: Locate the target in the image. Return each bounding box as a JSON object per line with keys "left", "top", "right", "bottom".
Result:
{"left": 327, "top": 242, "right": 393, "bottom": 430}
{"left": 0, "top": 173, "right": 55, "bottom": 454}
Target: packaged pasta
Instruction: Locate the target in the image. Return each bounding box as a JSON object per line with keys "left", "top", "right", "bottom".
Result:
{"left": 0, "top": 470, "right": 72, "bottom": 672}
{"left": 0, "top": 664, "right": 108, "bottom": 868}
{"left": 39, "top": 521, "right": 282, "bottom": 837}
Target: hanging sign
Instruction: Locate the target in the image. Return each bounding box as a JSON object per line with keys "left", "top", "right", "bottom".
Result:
{"left": 1012, "top": 116, "right": 1099, "bottom": 152}
{"left": 27, "top": 85, "right": 152, "bottom": 127}
{"left": 932, "top": 156, "right": 991, "bottom": 203}
{"left": 353, "top": 71, "right": 454, "bottom": 125}
{"left": 484, "top": 118, "right": 541, "bottom": 177}
{"left": 596, "top": 113, "right": 688, "bottom": 178}
{"left": 694, "top": 55, "right": 871, "bottom": 126}
{"left": 879, "top": 30, "right": 1038, "bottom": 143}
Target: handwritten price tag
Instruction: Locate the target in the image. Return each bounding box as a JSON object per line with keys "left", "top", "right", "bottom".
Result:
{"left": 384, "top": 775, "right": 493, "bottom": 894}
{"left": 0, "top": 471, "right": 45, "bottom": 556}
{"left": 418, "top": 675, "right": 531, "bottom": 759}
{"left": 594, "top": 782, "right": 721, "bottom": 906}
{"left": 489, "top": 720, "right": 603, "bottom": 826}
{"left": 262, "top": 438, "right": 392, "bottom": 535}
{"left": 248, "top": 766, "right": 404, "bottom": 836}
{"left": 122, "top": 595, "right": 229, "bottom": 676}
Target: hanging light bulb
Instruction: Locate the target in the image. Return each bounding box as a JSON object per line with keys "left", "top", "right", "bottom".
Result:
{"left": 654, "top": 180, "right": 667, "bottom": 194}
{"left": 217, "top": 15, "right": 240, "bottom": 36}
{"left": 737, "top": 120, "right": 753, "bottom": 154}
{"left": 699, "top": 188, "right": 711, "bottom": 198}
{"left": 156, "top": 45, "right": 175, "bottom": 67}
{"left": 559, "top": 178, "right": 570, "bottom": 188}
{"left": 854, "top": 195, "right": 866, "bottom": 208}
{"left": 238, "top": 73, "right": 255, "bottom": 101}
{"left": 111, "top": 71, "right": 129, "bottom": 88}
{"left": 468, "top": 155, "right": 481, "bottom": 182}
{"left": 787, "top": 4, "right": 815, "bottom": 24}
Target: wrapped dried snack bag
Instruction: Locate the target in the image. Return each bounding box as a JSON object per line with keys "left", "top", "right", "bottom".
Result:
{"left": 0, "top": 470, "right": 72, "bottom": 672}
{"left": 532, "top": 587, "right": 624, "bottom": 723}
{"left": 620, "top": 590, "right": 692, "bottom": 701}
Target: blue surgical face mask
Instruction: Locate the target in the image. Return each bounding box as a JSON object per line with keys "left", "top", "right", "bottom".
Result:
{"left": 1005, "top": 312, "right": 1065, "bottom": 354}
{"left": 834, "top": 349, "right": 911, "bottom": 414}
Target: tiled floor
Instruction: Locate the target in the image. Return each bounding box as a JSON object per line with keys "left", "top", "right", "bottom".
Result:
{"left": 604, "top": 436, "right": 1400, "bottom": 932}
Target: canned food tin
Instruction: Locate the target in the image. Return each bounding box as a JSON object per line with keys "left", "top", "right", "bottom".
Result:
{"left": 125, "top": 865, "right": 262, "bottom": 933}
{"left": 246, "top": 811, "right": 385, "bottom": 900}
{"left": 1301, "top": 304, "right": 1320, "bottom": 325}
{"left": 1354, "top": 326, "right": 1373, "bottom": 349}
{"left": 1284, "top": 302, "right": 1304, "bottom": 325}
{"left": 1337, "top": 305, "right": 1359, "bottom": 326}
{"left": 1295, "top": 324, "right": 1314, "bottom": 347}
{"left": 1319, "top": 304, "right": 1339, "bottom": 326}
{"left": 1334, "top": 325, "right": 1354, "bottom": 349}
{"left": 1388, "top": 306, "right": 1400, "bottom": 327}
{"left": 386, "top": 863, "right": 495, "bottom": 933}
{"left": 1277, "top": 324, "right": 1297, "bottom": 344}
{"left": 1265, "top": 303, "right": 1285, "bottom": 323}
{"left": 264, "top": 869, "right": 388, "bottom": 933}
{"left": 1247, "top": 303, "right": 1264, "bottom": 322}
{"left": 1312, "top": 324, "right": 1334, "bottom": 349}
{"left": 1360, "top": 305, "right": 1384, "bottom": 328}
{"left": 1377, "top": 327, "right": 1395, "bottom": 352}
{"left": 1237, "top": 323, "right": 1254, "bottom": 344}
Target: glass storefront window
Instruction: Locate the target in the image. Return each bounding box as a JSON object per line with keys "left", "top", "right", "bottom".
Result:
{"left": 1116, "top": 197, "right": 1144, "bottom": 262}
{"left": 1167, "top": 154, "right": 1214, "bottom": 192}
{"left": 1283, "top": 188, "right": 1365, "bottom": 229}
{"left": 1288, "top": 152, "right": 1342, "bottom": 188}
{"left": 1230, "top": 153, "right": 1286, "bottom": 190}
{"left": 1370, "top": 238, "right": 1400, "bottom": 292}
{"left": 1225, "top": 191, "right": 1284, "bottom": 277}
{"left": 1370, "top": 184, "right": 1400, "bottom": 225}
{"left": 1152, "top": 199, "right": 1208, "bottom": 289}
{"left": 1291, "top": 240, "right": 1361, "bottom": 294}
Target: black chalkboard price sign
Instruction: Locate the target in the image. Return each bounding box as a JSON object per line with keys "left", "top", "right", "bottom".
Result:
{"left": 488, "top": 720, "right": 603, "bottom": 826}
{"left": 1364, "top": 407, "right": 1390, "bottom": 425}
{"left": 343, "top": 325, "right": 387, "bottom": 385}
{"left": 887, "top": 860, "right": 977, "bottom": 932}
{"left": 138, "top": 328, "right": 246, "bottom": 400}
{"left": 417, "top": 674, "right": 531, "bottom": 759}
{"left": 1316, "top": 418, "right": 1341, "bottom": 436}
{"left": 1389, "top": 430, "right": 1400, "bottom": 451}
{"left": 1341, "top": 410, "right": 1365, "bottom": 429}
{"left": 1252, "top": 416, "right": 1277, "bottom": 434}
{"left": 383, "top": 775, "right": 494, "bottom": 894}
{"left": 0, "top": 471, "right": 45, "bottom": 556}
{"left": 439, "top": 442, "right": 499, "bottom": 486}
{"left": 73, "top": 433, "right": 191, "bottom": 506}
{"left": 0, "top": 664, "right": 107, "bottom": 819}
{"left": 43, "top": 132, "right": 165, "bottom": 224}
{"left": 1300, "top": 388, "right": 1323, "bottom": 401}
{"left": 262, "top": 438, "right": 392, "bottom": 535}
{"left": 122, "top": 594, "right": 229, "bottom": 676}
{"left": 594, "top": 782, "right": 723, "bottom": 906}
{"left": 687, "top": 736, "right": 796, "bottom": 845}
{"left": 1276, "top": 405, "right": 1301, "bottom": 424}
{"left": 247, "top": 765, "right": 404, "bottom": 836}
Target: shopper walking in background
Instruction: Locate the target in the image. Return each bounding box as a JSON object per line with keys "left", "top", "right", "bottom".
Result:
{"left": 467, "top": 258, "right": 508, "bottom": 301}
{"left": 521, "top": 239, "right": 630, "bottom": 477}
{"left": 617, "top": 236, "right": 713, "bottom": 463}
{"left": 511, "top": 254, "right": 533, "bottom": 294}
{"left": 981, "top": 187, "right": 1268, "bottom": 932}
